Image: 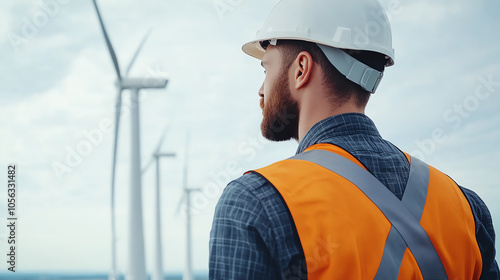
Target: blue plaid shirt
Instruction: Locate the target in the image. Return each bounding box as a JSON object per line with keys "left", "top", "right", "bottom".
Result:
{"left": 209, "top": 113, "right": 498, "bottom": 279}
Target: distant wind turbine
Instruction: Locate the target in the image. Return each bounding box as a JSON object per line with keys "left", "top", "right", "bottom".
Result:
{"left": 142, "top": 126, "right": 176, "bottom": 280}
{"left": 92, "top": 1, "right": 168, "bottom": 280}
{"left": 175, "top": 133, "right": 201, "bottom": 280}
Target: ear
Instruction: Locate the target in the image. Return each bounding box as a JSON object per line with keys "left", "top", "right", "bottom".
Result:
{"left": 292, "top": 51, "right": 313, "bottom": 90}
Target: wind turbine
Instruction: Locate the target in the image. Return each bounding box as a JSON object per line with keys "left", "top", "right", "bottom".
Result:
{"left": 92, "top": 1, "right": 168, "bottom": 280}
{"left": 142, "top": 127, "right": 176, "bottom": 280}
{"left": 176, "top": 133, "right": 201, "bottom": 280}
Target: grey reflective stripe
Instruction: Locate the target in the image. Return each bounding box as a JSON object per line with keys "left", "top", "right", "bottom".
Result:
{"left": 374, "top": 156, "right": 437, "bottom": 279}
{"left": 289, "top": 150, "right": 447, "bottom": 279}
{"left": 403, "top": 157, "right": 430, "bottom": 220}
{"left": 374, "top": 228, "right": 407, "bottom": 279}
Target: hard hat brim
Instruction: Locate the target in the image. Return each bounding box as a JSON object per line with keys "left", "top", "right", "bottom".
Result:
{"left": 242, "top": 40, "right": 265, "bottom": 60}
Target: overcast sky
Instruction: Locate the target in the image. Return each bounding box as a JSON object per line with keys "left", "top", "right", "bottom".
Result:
{"left": 0, "top": 0, "right": 499, "bottom": 276}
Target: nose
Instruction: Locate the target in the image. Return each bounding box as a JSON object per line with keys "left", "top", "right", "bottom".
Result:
{"left": 258, "top": 82, "right": 264, "bottom": 98}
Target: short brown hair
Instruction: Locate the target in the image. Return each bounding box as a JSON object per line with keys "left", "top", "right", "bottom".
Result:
{"left": 265, "top": 40, "right": 386, "bottom": 108}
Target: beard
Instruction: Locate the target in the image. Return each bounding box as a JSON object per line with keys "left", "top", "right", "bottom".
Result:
{"left": 260, "top": 69, "right": 299, "bottom": 141}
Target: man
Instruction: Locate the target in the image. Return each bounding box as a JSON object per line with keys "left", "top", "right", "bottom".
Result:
{"left": 209, "top": 0, "right": 499, "bottom": 279}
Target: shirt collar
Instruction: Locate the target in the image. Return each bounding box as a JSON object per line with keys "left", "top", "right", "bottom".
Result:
{"left": 296, "top": 113, "right": 381, "bottom": 154}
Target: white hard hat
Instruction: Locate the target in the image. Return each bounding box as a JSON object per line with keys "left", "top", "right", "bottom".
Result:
{"left": 242, "top": 0, "right": 395, "bottom": 93}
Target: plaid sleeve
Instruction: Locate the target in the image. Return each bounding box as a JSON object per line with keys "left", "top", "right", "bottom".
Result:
{"left": 460, "top": 186, "right": 499, "bottom": 279}
{"left": 209, "top": 175, "right": 280, "bottom": 280}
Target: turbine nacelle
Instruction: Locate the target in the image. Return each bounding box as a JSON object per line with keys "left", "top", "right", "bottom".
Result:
{"left": 117, "top": 77, "right": 169, "bottom": 90}
{"left": 154, "top": 152, "right": 176, "bottom": 158}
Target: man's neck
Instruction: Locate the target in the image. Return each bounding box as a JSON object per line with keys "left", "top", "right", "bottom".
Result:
{"left": 297, "top": 100, "right": 365, "bottom": 142}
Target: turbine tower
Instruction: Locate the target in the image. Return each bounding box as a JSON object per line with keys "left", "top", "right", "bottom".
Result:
{"left": 176, "top": 133, "right": 201, "bottom": 280}
{"left": 92, "top": 2, "right": 168, "bottom": 280}
{"left": 142, "top": 127, "right": 176, "bottom": 280}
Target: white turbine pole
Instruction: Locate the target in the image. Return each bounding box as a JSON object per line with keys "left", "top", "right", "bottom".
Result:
{"left": 152, "top": 152, "right": 175, "bottom": 280}
{"left": 128, "top": 89, "right": 146, "bottom": 280}
{"left": 153, "top": 154, "right": 162, "bottom": 280}
{"left": 180, "top": 133, "right": 200, "bottom": 280}
{"left": 122, "top": 78, "right": 168, "bottom": 280}
{"left": 185, "top": 189, "right": 193, "bottom": 280}
{"left": 183, "top": 189, "right": 201, "bottom": 280}
{"left": 143, "top": 126, "right": 175, "bottom": 280}
{"left": 124, "top": 81, "right": 168, "bottom": 280}
{"left": 125, "top": 84, "right": 167, "bottom": 280}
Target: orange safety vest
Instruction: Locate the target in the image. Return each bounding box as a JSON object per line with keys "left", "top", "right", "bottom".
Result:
{"left": 254, "top": 143, "right": 482, "bottom": 279}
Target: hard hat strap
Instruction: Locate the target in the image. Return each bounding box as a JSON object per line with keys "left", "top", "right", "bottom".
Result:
{"left": 316, "top": 44, "right": 383, "bottom": 93}
{"left": 259, "top": 39, "right": 278, "bottom": 50}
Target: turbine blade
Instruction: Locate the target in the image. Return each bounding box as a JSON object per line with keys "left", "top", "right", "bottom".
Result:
{"left": 182, "top": 131, "right": 190, "bottom": 189}
{"left": 110, "top": 88, "right": 122, "bottom": 280}
{"left": 111, "top": 88, "right": 123, "bottom": 195}
{"left": 155, "top": 124, "right": 170, "bottom": 153}
{"left": 111, "top": 88, "right": 123, "bottom": 192}
{"left": 92, "top": 0, "right": 122, "bottom": 80}
{"left": 142, "top": 157, "right": 155, "bottom": 175}
{"left": 141, "top": 123, "right": 170, "bottom": 174}
{"left": 175, "top": 192, "right": 186, "bottom": 216}
{"left": 184, "top": 131, "right": 190, "bottom": 164}
{"left": 125, "top": 29, "right": 153, "bottom": 77}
